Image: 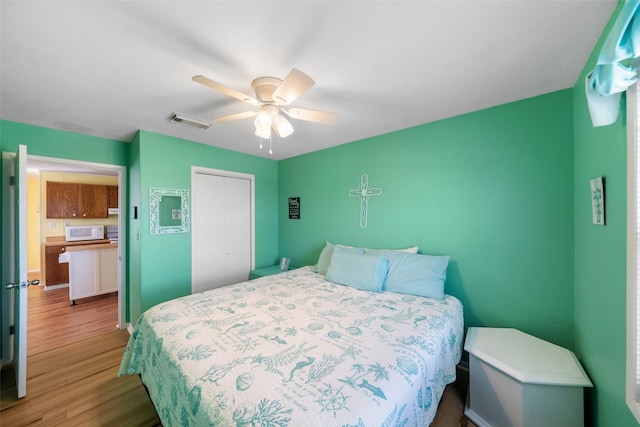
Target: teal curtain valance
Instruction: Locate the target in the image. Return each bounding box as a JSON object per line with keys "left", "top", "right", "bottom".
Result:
{"left": 586, "top": 0, "right": 640, "bottom": 127}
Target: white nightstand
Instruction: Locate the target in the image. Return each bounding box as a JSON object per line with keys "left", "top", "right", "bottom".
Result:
{"left": 464, "top": 327, "right": 592, "bottom": 427}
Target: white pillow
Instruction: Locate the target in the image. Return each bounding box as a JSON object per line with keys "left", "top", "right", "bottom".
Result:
{"left": 313, "top": 242, "right": 363, "bottom": 275}
{"left": 365, "top": 246, "right": 418, "bottom": 254}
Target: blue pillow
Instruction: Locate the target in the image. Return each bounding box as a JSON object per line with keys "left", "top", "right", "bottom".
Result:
{"left": 367, "top": 250, "right": 449, "bottom": 299}
{"left": 313, "top": 242, "right": 364, "bottom": 275}
{"left": 325, "top": 249, "right": 389, "bottom": 292}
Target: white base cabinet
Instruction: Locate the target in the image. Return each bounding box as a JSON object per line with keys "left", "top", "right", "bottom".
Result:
{"left": 59, "top": 245, "right": 118, "bottom": 304}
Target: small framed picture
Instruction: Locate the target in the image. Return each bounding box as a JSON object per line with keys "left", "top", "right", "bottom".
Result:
{"left": 288, "top": 197, "right": 300, "bottom": 219}
{"left": 590, "top": 177, "right": 605, "bottom": 225}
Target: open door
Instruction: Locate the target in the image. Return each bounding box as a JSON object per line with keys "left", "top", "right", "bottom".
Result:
{"left": 4, "top": 144, "right": 33, "bottom": 398}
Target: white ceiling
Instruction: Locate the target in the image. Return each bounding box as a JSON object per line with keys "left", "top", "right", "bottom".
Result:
{"left": 0, "top": 1, "right": 617, "bottom": 161}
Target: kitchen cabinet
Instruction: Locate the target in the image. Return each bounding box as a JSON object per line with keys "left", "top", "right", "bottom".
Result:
{"left": 107, "top": 185, "right": 118, "bottom": 208}
{"left": 58, "top": 244, "right": 118, "bottom": 304}
{"left": 45, "top": 245, "right": 69, "bottom": 285}
{"left": 46, "top": 181, "right": 109, "bottom": 218}
{"left": 80, "top": 184, "right": 108, "bottom": 217}
{"left": 46, "top": 182, "right": 79, "bottom": 218}
{"left": 43, "top": 239, "right": 111, "bottom": 286}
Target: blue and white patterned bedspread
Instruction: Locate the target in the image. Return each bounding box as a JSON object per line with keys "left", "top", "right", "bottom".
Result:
{"left": 119, "top": 266, "right": 464, "bottom": 426}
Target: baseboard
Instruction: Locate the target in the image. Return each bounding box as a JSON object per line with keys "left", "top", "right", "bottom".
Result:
{"left": 127, "top": 323, "right": 134, "bottom": 335}
{"left": 44, "top": 283, "right": 69, "bottom": 291}
{"left": 464, "top": 404, "right": 491, "bottom": 427}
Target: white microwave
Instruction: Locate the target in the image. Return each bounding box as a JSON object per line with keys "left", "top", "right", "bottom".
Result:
{"left": 65, "top": 225, "right": 104, "bottom": 242}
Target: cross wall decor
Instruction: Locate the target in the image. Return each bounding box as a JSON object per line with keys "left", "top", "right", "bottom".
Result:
{"left": 349, "top": 174, "right": 382, "bottom": 228}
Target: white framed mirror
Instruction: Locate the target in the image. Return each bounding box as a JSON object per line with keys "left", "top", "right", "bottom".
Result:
{"left": 149, "top": 187, "right": 190, "bottom": 234}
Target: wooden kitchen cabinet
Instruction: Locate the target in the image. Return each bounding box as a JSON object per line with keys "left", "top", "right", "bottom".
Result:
{"left": 44, "top": 244, "right": 69, "bottom": 285}
{"left": 46, "top": 182, "right": 79, "bottom": 218}
{"left": 107, "top": 186, "right": 118, "bottom": 208}
{"left": 80, "top": 184, "right": 108, "bottom": 217}
{"left": 46, "top": 181, "right": 108, "bottom": 218}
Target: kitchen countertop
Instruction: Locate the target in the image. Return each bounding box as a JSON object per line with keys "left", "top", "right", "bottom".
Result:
{"left": 44, "top": 237, "right": 112, "bottom": 247}
{"left": 65, "top": 242, "right": 118, "bottom": 252}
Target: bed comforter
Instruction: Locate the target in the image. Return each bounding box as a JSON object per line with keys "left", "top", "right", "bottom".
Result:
{"left": 119, "top": 266, "right": 463, "bottom": 426}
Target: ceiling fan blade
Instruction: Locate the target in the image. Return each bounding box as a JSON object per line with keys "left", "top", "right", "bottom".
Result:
{"left": 284, "top": 108, "right": 339, "bottom": 124}
{"left": 271, "top": 69, "right": 315, "bottom": 105}
{"left": 193, "top": 75, "right": 258, "bottom": 105}
{"left": 214, "top": 111, "right": 258, "bottom": 123}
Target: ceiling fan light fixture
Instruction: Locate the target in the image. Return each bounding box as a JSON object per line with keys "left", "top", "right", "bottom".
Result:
{"left": 254, "top": 109, "right": 272, "bottom": 128}
{"left": 274, "top": 114, "right": 294, "bottom": 138}
{"left": 255, "top": 127, "right": 271, "bottom": 139}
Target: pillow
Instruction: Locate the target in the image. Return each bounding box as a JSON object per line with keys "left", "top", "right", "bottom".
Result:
{"left": 325, "top": 249, "right": 389, "bottom": 292}
{"left": 371, "top": 251, "right": 449, "bottom": 299}
{"left": 365, "top": 246, "right": 419, "bottom": 254}
{"left": 313, "top": 242, "right": 364, "bottom": 275}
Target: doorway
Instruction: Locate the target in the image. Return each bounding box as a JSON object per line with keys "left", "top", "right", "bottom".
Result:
{"left": 23, "top": 155, "right": 126, "bottom": 350}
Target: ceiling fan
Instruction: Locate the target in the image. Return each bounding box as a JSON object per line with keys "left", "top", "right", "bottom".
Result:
{"left": 192, "top": 69, "right": 338, "bottom": 142}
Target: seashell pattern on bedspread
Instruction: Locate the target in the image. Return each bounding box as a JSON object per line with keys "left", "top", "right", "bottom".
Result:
{"left": 118, "top": 266, "right": 464, "bottom": 427}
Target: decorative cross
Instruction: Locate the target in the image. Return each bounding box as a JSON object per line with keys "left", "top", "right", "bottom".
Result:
{"left": 349, "top": 174, "right": 382, "bottom": 228}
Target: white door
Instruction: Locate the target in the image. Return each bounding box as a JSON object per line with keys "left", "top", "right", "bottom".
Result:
{"left": 192, "top": 168, "right": 253, "bottom": 294}
{"left": 224, "top": 177, "right": 251, "bottom": 285}
{"left": 4, "top": 145, "right": 29, "bottom": 398}
{"left": 192, "top": 173, "right": 226, "bottom": 292}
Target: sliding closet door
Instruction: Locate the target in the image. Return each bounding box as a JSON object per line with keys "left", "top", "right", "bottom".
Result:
{"left": 192, "top": 173, "right": 226, "bottom": 293}
{"left": 192, "top": 169, "right": 254, "bottom": 294}
{"left": 224, "top": 176, "right": 251, "bottom": 285}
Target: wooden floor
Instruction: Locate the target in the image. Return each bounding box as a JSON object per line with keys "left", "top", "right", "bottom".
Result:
{"left": 27, "top": 285, "right": 120, "bottom": 356}
{"left": 1, "top": 282, "right": 473, "bottom": 426}
{"left": 0, "top": 283, "right": 161, "bottom": 426}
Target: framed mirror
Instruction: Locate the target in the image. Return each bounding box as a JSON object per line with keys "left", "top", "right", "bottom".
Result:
{"left": 150, "top": 187, "right": 190, "bottom": 234}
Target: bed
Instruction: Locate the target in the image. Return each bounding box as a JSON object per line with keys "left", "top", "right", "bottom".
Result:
{"left": 119, "top": 248, "right": 463, "bottom": 427}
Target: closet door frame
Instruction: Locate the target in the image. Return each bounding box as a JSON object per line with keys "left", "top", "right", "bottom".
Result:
{"left": 191, "top": 166, "right": 255, "bottom": 293}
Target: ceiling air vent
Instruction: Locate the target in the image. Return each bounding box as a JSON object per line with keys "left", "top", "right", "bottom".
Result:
{"left": 169, "top": 113, "right": 212, "bottom": 130}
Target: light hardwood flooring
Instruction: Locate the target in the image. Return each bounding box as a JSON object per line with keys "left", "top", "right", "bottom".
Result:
{"left": 0, "top": 283, "right": 161, "bottom": 426}
{"left": 27, "top": 285, "right": 119, "bottom": 356}
{"left": 1, "top": 281, "right": 473, "bottom": 426}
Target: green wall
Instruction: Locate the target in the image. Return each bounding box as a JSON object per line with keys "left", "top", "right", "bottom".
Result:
{"left": 572, "top": 1, "right": 637, "bottom": 424}
{"left": 128, "top": 130, "right": 279, "bottom": 321}
{"left": 279, "top": 90, "right": 576, "bottom": 349}
{"left": 0, "top": 121, "right": 129, "bottom": 165}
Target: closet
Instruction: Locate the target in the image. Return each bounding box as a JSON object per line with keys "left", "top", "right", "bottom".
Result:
{"left": 191, "top": 168, "right": 254, "bottom": 294}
